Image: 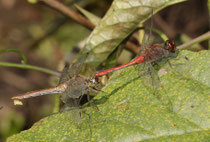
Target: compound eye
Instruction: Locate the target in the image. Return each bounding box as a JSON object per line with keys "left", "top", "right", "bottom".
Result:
{"left": 165, "top": 40, "right": 176, "bottom": 52}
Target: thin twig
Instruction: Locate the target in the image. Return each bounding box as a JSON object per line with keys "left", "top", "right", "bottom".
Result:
{"left": 0, "top": 61, "right": 61, "bottom": 77}
{"left": 177, "top": 31, "right": 210, "bottom": 50}
{"left": 28, "top": 0, "right": 83, "bottom": 50}
{"left": 0, "top": 48, "right": 27, "bottom": 64}
{"left": 39, "top": 0, "right": 94, "bottom": 30}
{"left": 38, "top": 0, "right": 139, "bottom": 54}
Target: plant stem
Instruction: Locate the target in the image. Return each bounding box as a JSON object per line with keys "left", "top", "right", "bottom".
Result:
{"left": 0, "top": 48, "right": 27, "bottom": 64}
{"left": 38, "top": 0, "right": 139, "bottom": 54}
{"left": 0, "top": 61, "right": 61, "bottom": 77}
{"left": 39, "top": 0, "right": 94, "bottom": 30}
{"left": 177, "top": 31, "right": 210, "bottom": 50}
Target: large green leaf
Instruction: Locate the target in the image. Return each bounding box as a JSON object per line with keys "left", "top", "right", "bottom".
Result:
{"left": 7, "top": 50, "right": 209, "bottom": 141}
{"left": 84, "top": 0, "right": 187, "bottom": 66}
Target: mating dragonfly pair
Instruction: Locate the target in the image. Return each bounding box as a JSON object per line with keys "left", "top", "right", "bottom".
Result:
{"left": 12, "top": 38, "right": 181, "bottom": 111}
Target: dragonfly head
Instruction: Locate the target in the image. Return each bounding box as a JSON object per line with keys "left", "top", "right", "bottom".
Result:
{"left": 164, "top": 40, "right": 176, "bottom": 52}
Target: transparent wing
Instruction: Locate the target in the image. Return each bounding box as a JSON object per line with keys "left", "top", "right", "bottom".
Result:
{"left": 81, "top": 64, "right": 96, "bottom": 79}
{"left": 59, "top": 53, "right": 94, "bottom": 124}
{"left": 137, "top": 62, "right": 160, "bottom": 91}
{"left": 59, "top": 63, "right": 70, "bottom": 84}
{"left": 59, "top": 52, "right": 89, "bottom": 84}
{"left": 164, "top": 52, "right": 191, "bottom": 75}
{"left": 137, "top": 9, "right": 154, "bottom": 56}
{"left": 61, "top": 98, "right": 82, "bottom": 124}
{"left": 149, "top": 47, "right": 190, "bottom": 76}
{"left": 68, "top": 52, "right": 89, "bottom": 78}
{"left": 60, "top": 76, "right": 87, "bottom": 124}
{"left": 138, "top": 29, "right": 151, "bottom": 56}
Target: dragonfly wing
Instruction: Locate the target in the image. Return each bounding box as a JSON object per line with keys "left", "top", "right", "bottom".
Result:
{"left": 59, "top": 53, "right": 92, "bottom": 124}
{"left": 69, "top": 52, "right": 89, "bottom": 77}
{"left": 137, "top": 30, "right": 151, "bottom": 56}
{"left": 69, "top": 61, "right": 86, "bottom": 78}
{"left": 138, "top": 62, "right": 160, "bottom": 91}
{"left": 60, "top": 76, "right": 89, "bottom": 124}
{"left": 59, "top": 63, "right": 71, "bottom": 84}
{"left": 81, "top": 64, "right": 96, "bottom": 79}
{"left": 166, "top": 53, "right": 191, "bottom": 75}
{"left": 152, "top": 49, "right": 190, "bottom": 75}
{"left": 59, "top": 52, "right": 89, "bottom": 84}
{"left": 137, "top": 9, "right": 154, "bottom": 56}
{"left": 61, "top": 97, "right": 82, "bottom": 124}
{"left": 60, "top": 79, "right": 85, "bottom": 124}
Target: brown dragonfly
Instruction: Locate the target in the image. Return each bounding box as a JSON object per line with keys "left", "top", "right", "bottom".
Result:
{"left": 11, "top": 52, "right": 100, "bottom": 122}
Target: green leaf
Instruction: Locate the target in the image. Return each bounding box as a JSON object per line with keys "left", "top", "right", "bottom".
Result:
{"left": 7, "top": 50, "right": 209, "bottom": 141}
{"left": 74, "top": 4, "right": 101, "bottom": 26}
{"left": 84, "top": 0, "right": 187, "bottom": 66}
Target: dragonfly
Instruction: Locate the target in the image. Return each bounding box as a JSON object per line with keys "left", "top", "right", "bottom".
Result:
{"left": 94, "top": 5, "right": 190, "bottom": 91}
{"left": 95, "top": 39, "right": 176, "bottom": 78}
{"left": 94, "top": 28, "right": 189, "bottom": 93}
{"left": 93, "top": 9, "right": 189, "bottom": 90}
{"left": 11, "top": 51, "right": 101, "bottom": 122}
{"left": 95, "top": 39, "right": 179, "bottom": 89}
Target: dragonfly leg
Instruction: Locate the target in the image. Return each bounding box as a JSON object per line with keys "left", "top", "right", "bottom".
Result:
{"left": 167, "top": 59, "right": 173, "bottom": 68}
{"left": 150, "top": 64, "right": 160, "bottom": 87}
{"left": 87, "top": 90, "right": 99, "bottom": 111}
{"left": 91, "top": 87, "right": 108, "bottom": 95}
{"left": 78, "top": 94, "right": 85, "bottom": 106}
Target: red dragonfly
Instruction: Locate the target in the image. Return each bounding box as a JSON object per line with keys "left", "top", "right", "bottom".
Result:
{"left": 94, "top": 38, "right": 180, "bottom": 90}
{"left": 94, "top": 9, "right": 187, "bottom": 90}
{"left": 95, "top": 40, "right": 176, "bottom": 78}
{"left": 94, "top": 8, "right": 189, "bottom": 89}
